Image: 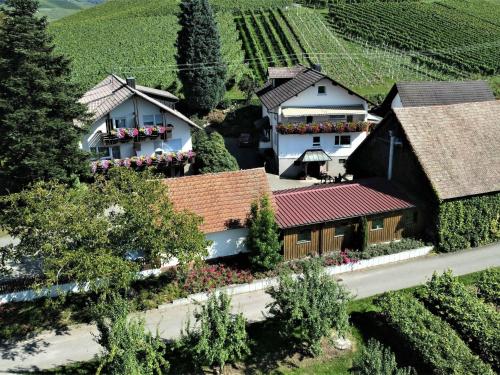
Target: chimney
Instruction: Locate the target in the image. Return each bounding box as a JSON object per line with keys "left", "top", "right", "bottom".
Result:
{"left": 312, "top": 64, "right": 322, "bottom": 72}
{"left": 126, "top": 77, "right": 136, "bottom": 89}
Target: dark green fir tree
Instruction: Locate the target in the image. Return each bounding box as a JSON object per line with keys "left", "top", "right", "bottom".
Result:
{"left": 176, "top": 0, "right": 227, "bottom": 113}
{"left": 0, "top": 0, "right": 89, "bottom": 194}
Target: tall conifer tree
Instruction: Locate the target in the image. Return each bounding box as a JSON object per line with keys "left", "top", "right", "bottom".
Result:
{"left": 176, "top": 0, "right": 226, "bottom": 113}
{"left": 0, "top": 0, "right": 89, "bottom": 194}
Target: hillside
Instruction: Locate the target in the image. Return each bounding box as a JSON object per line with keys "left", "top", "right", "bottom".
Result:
{"left": 49, "top": 0, "right": 500, "bottom": 100}
{"left": 38, "top": 0, "right": 103, "bottom": 21}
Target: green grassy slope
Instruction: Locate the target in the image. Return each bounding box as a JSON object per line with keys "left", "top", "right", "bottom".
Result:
{"left": 49, "top": 0, "right": 500, "bottom": 99}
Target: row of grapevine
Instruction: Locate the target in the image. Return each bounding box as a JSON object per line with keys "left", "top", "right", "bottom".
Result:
{"left": 419, "top": 272, "right": 500, "bottom": 370}
{"left": 329, "top": 1, "right": 500, "bottom": 75}
{"left": 438, "top": 0, "right": 500, "bottom": 28}
{"left": 210, "top": 0, "right": 293, "bottom": 13}
{"left": 376, "top": 292, "right": 494, "bottom": 375}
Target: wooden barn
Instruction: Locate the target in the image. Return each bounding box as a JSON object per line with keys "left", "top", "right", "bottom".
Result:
{"left": 273, "top": 178, "right": 422, "bottom": 260}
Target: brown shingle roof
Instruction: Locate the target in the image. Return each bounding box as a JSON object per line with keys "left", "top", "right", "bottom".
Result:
{"left": 393, "top": 101, "right": 500, "bottom": 200}
{"left": 163, "top": 168, "right": 272, "bottom": 233}
{"left": 274, "top": 178, "right": 415, "bottom": 229}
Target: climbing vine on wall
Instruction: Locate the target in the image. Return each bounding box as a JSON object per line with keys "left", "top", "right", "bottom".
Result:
{"left": 438, "top": 193, "right": 500, "bottom": 252}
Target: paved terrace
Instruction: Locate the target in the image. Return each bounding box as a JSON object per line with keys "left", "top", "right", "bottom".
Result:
{"left": 0, "top": 243, "right": 499, "bottom": 373}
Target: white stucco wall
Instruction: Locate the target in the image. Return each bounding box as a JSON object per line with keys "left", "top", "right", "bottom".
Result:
{"left": 81, "top": 96, "right": 193, "bottom": 158}
{"left": 277, "top": 132, "right": 367, "bottom": 158}
{"left": 206, "top": 228, "right": 249, "bottom": 259}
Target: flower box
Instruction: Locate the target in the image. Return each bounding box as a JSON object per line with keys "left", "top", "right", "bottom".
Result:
{"left": 277, "top": 121, "right": 373, "bottom": 135}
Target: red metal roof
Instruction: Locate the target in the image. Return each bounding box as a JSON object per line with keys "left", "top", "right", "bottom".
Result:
{"left": 273, "top": 178, "right": 415, "bottom": 229}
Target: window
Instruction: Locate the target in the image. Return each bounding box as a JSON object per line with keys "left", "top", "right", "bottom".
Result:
{"left": 371, "top": 218, "right": 384, "bottom": 230}
{"left": 111, "top": 146, "right": 121, "bottom": 159}
{"left": 306, "top": 116, "right": 313, "bottom": 124}
{"left": 335, "top": 225, "right": 347, "bottom": 237}
{"left": 335, "top": 135, "right": 351, "bottom": 146}
{"left": 297, "top": 229, "right": 311, "bottom": 243}
{"left": 90, "top": 146, "right": 110, "bottom": 159}
{"left": 339, "top": 159, "right": 346, "bottom": 164}
{"left": 317, "top": 85, "right": 326, "bottom": 95}
{"left": 313, "top": 136, "right": 321, "bottom": 147}
{"left": 114, "top": 118, "right": 127, "bottom": 128}
{"left": 330, "top": 115, "right": 346, "bottom": 123}
{"left": 143, "top": 114, "right": 163, "bottom": 126}
{"left": 347, "top": 115, "right": 354, "bottom": 122}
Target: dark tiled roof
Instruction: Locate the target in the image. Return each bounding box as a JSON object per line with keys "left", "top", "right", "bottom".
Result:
{"left": 393, "top": 101, "right": 500, "bottom": 200}
{"left": 273, "top": 178, "right": 415, "bottom": 229}
{"left": 164, "top": 168, "right": 272, "bottom": 233}
{"left": 257, "top": 68, "right": 325, "bottom": 109}
{"left": 374, "top": 80, "right": 495, "bottom": 116}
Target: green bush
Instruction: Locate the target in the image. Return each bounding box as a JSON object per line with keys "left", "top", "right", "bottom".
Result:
{"left": 192, "top": 130, "right": 239, "bottom": 173}
{"left": 420, "top": 271, "right": 500, "bottom": 370}
{"left": 267, "top": 260, "right": 351, "bottom": 356}
{"left": 375, "top": 292, "right": 494, "bottom": 375}
{"left": 177, "top": 292, "right": 249, "bottom": 373}
{"left": 353, "top": 338, "right": 414, "bottom": 375}
{"left": 476, "top": 268, "right": 500, "bottom": 306}
{"left": 438, "top": 193, "right": 500, "bottom": 252}
{"left": 358, "top": 238, "right": 427, "bottom": 259}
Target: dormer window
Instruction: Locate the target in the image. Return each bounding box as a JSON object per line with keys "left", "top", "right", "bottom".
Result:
{"left": 318, "top": 86, "right": 326, "bottom": 95}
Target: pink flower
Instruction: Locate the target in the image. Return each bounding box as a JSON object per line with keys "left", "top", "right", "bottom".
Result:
{"left": 145, "top": 156, "right": 153, "bottom": 166}
{"left": 101, "top": 160, "right": 110, "bottom": 170}
{"left": 158, "top": 126, "right": 166, "bottom": 134}
{"left": 91, "top": 162, "right": 98, "bottom": 174}
{"left": 117, "top": 128, "right": 126, "bottom": 139}
{"left": 136, "top": 158, "right": 143, "bottom": 167}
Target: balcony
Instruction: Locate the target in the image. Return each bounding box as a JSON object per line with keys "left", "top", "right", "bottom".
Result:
{"left": 276, "top": 121, "right": 373, "bottom": 135}
{"left": 103, "top": 125, "right": 173, "bottom": 145}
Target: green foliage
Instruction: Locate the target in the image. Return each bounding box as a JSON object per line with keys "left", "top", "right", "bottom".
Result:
{"left": 238, "top": 72, "right": 258, "bottom": 104}
{"left": 329, "top": 1, "right": 500, "bottom": 75}
{"left": 177, "top": 292, "right": 249, "bottom": 372}
{"left": 353, "top": 338, "right": 414, "bottom": 375}
{"left": 359, "top": 216, "right": 368, "bottom": 252}
{"left": 419, "top": 271, "right": 500, "bottom": 370}
{"left": 0, "top": 0, "right": 89, "bottom": 194}
{"left": 192, "top": 130, "right": 239, "bottom": 173}
{"left": 246, "top": 195, "right": 282, "bottom": 272}
{"left": 267, "top": 260, "right": 351, "bottom": 356}
{"left": 358, "top": 238, "right": 427, "bottom": 259}
{"left": 437, "top": 192, "right": 500, "bottom": 252}
{"left": 94, "top": 293, "right": 169, "bottom": 375}
{"left": 0, "top": 169, "right": 209, "bottom": 292}
{"left": 375, "top": 292, "right": 494, "bottom": 375}
{"left": 475, "top": 267, "right": 500, "bottom": 306}
{"left": 177, "top": 0, "right": 226, "bottom": 113}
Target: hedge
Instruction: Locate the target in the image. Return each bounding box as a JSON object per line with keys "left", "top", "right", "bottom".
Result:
{"left": 437, "top": 192, "right": 500, "bottom": 252}
{"left": 375, "top": 292, "right": 494, "bottom": 375}
{"left": 419, "top": 272, "right": 500, "bottom": 370}
{"left": 475, "top": 268, "right": 500, "bottom": 306}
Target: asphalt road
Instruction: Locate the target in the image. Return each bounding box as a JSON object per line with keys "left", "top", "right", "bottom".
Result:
{"left": 1, "top": 243, "right": 499, "bottom": 373}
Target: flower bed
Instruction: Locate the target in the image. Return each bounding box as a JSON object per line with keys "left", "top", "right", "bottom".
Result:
{"left": 180, "top": 264, "right": 253, "bottom": 294}
{"left": 90, "top": 151, "right": 195, "bottom": 173}
{"left": 276, "top": 121, "right": 372, "bottom": 135}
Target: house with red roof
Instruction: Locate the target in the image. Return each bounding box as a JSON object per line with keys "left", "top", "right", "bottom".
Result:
{"left": 273, "top": 178, "right": 422, "bottom": 260}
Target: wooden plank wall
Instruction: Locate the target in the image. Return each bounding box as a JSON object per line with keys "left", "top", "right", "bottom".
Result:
{"left": 283, "top": 209, "right": 422, "bottom": 260}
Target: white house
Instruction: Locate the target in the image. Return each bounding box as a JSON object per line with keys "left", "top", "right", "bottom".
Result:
{"left": 163, "top": 168, "right": 272, "bottom": 261}
{"left": 256, "top": 65, "right": 378, "bottom": 179}
{"left": 80, "top": 75, "right": 200, "bottom": 176}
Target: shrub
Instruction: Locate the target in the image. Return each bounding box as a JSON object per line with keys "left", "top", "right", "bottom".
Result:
{"left": 177, "top": 292, "right": 249, "bottom": 373}
{"left": 246, "top": 195, "right": 282, "bottom": 271}
{"left": 358, "top": 238, "right": 427, "bottom": 259}
{"left": 375, "top": 292, "right": 494, "bottom": 375}
{"left": 94, "top": 294, "right": 169, "bottom": 375}
{"left": 419, "top": 271, "right": 500, "bottom": 370}
{"left": 267, "top": 260, "right": 351, "bottom": 356}
{"left": 353, "top": 338, "right": 414, "bottom": 375}
{"left": 192, "top": 130, "right": 239, "bottom": 174}
{"left": 476, "top": 268, "right": 500, "bottom": 305}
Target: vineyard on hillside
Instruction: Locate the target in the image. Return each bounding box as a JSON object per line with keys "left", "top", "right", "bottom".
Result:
{"left": 49, "top": 0, "right": 499, "bottom": 98}
{"left": 329, "top": 1, "right": 500, "bottom": 76}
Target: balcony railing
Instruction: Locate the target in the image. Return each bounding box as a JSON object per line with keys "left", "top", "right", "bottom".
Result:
{"left": 103, "top": 125, "right": 173, "bottom": 145}
{"left": 90, "top": 151, "right": 195, "bottom": 174}
{"left": 277, "top": 121, "right": 373, "bottom": 135}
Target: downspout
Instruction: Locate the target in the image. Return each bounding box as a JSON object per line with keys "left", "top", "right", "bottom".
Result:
{"left": 388, "top": 130, "right": 402, "bottom": 180}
